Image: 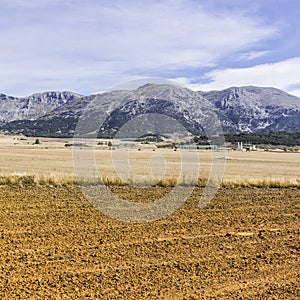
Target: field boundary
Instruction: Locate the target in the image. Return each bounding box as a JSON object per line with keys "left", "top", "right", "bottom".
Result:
{"left": 0, "top": 174, "right": 299, "bottom": 188}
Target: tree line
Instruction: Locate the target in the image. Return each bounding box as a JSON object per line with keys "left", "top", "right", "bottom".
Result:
{"left": 224, "top": 132, "right": 300, "bottom": 146}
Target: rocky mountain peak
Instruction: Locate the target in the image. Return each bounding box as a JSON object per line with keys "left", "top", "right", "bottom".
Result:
{"left": 0, "top": 84, "right": 299, "bottom": 136}
{"left": 0, "top": 91, "right": 83, "bottom": 123}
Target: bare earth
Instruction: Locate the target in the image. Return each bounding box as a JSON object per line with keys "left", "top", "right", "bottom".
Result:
{"left": 0, "top": 186, "right": 299, "bottom": 299}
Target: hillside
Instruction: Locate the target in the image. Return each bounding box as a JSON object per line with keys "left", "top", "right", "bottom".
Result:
{"left": 0, "top": 84, "right": 299, "bottom": 137}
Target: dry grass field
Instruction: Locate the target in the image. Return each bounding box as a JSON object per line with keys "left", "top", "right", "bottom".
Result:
{"left": 0, "top": 135, "right": 299, "bottom": 299}
{"left": 0, "top": 135, "right": 299, "bottom": 186}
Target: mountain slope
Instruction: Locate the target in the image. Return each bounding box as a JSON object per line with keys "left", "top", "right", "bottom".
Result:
{"left": 0, "top": 91, "right": 83, "bottom": 123}
{"left": 200, "top": 86, "right": 300, "bottom": 133}
{"left": 0, "top": 85, "right": 300, "bottom": 136}
{"left": 1, "top": 84, "right": 223, "bottom": 137}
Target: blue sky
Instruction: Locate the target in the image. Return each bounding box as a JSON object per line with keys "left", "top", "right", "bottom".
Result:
{"left": 1, "top": 0, "right": 300, "bottom": 96}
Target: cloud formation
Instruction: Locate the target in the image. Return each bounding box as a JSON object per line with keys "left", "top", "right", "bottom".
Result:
{"left": 180, "top": 57, "right": 300, "bottom": 97}
{"left": 237, "top": 51, "right": 272, "bottom": 61}
{"left": 0, "top": 0, "right": 279, "bottom": 96}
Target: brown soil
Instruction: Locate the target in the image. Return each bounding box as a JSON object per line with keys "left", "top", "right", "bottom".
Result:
{"left": 0, "top": 186, "right": 299, "bottom": 299}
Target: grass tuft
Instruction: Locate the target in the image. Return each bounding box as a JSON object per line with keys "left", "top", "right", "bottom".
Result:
{"left": 0, "top": 174, "right": 299, "bottom": 188}
{"left": 0, "top": 174, "right": 77, "bottom": 187}
{"left": 220, "top": 178, "right": 300, "bottom": 188}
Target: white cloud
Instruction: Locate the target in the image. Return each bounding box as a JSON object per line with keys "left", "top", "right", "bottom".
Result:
{"left": 237, "top": 50, "right": 271, "bottom": 61}
{"left": 179, "top": 57, "right": 300, "bottom": 97}
{"left": 290, "top": 89, "right": 300, "bottom": 97}
{"left": 0, "top": 0, "right": 278, "bottom": 96}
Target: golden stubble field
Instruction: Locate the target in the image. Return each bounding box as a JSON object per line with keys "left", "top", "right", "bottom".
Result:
{"left": 0, "top": 135, "right": 299, "bottom": 299}
{"left": 0, "top": 135, "right": 299, "bottom": 184}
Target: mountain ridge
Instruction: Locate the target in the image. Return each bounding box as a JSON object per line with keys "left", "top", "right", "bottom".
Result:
{"left": 0, "top": 84, "right": 299, "bottom": 136}
{"left": 0, "top": 91, "right": 83, "bottom": 123}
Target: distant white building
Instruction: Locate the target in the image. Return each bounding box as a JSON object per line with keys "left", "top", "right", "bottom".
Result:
{"left": 237, "top": 142, "right": 243, "bottom": 151}
{"left": 237, "top": 142, "right": 257, "bottom": 151}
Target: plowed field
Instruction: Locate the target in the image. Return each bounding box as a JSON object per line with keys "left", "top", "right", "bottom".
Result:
{"left": 0, "top": 186, "right": 299, "bottom": 299}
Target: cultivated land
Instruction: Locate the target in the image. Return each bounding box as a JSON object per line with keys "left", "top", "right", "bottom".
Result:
{"left": 0, "top": 135, "right": 299, "bottom": 185}
{"left": 0, "top": 135, "right": 299, "bottom": 299}
{"left": 0, "top": 186, "right": 299, "bottom": 299}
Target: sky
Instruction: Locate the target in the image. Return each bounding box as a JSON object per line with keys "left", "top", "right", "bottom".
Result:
{"left": 1, "top": 0, "right": 300, "bottom": 97}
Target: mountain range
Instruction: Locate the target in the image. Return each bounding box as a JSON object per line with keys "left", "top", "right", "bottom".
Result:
{"left": 0, "top": 84, "right": 299, "bottom": 137}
